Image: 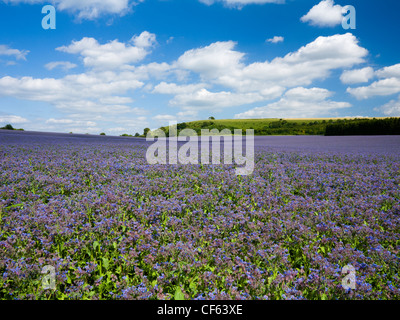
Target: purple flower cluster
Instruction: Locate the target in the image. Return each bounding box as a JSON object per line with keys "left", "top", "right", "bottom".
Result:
{"left": 0, "top": 131, "right": 399, "bottom": 300}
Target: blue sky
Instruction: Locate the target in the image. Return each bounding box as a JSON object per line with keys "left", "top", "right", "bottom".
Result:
{"left": 0, "top": 0, "right": 400, "bottom": 135}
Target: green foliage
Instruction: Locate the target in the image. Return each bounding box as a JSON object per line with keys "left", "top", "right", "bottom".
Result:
{"left": 156, "top": 117, "right": 400, "bottom": 136}
{"left": 174, "top": 286, "right": 185, "bottom": 300}
{"left": 100, "top": 133, "right": 106, "bottom": 136}
{"left": 0, "top": 124, "right": 24, "bottom": 130}
{"left": 325, "top": 118, "right": 400, "bottom": 136}
{"left": 143, "top": 128, "right": 151, "bottom": 136}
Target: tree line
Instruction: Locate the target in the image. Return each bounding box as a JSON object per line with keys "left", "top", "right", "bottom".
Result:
{"left": 325, "top": 118, "right": 400, "bottom": 136}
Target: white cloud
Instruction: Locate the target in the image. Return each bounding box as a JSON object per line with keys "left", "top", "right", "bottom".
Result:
{"left": 176, "top": 41, "right": 245, "bottom": 78}
{"left": 177, "top": 110, "right": 198, "bottom": 118}
{"left": 41, "top": 114, "right": 148, "bottom": 135}
{"left": 3, "top": 0, "right": 141, "bottom": 20}
{"left": 199, "top": 0, "right": 284, "bottom": 8}
{"left": 348, "top": 78, "right": 400, "bottom": 100}
{"left": 0, "top": 33, "right": 165, "bottom": 121}
{"left": 0, "top": 71, "right": 144, "bottom": 114}
{"left": 152, "top": 82, "right": 208, "bottom": 95}
{"left": 347, "top": 63, "right": 400, "bottom": 99}
{"left": 169, "top": 88, "right": 268, "bottom": 109}
{"left": 46, "top": 118, "right": 97, "bottom": 126}
{"left": 56, "top": 31, "right": 156, "bottom": 70}
{"left": 375, "top": 63, "right": 400, "bottom": 79}
{"left": 131, "top": 31, "right": 156, "bottom": 48}
{"left": 179, "top": 33, "right": 367, "bottom": 93}
{"left": 0, "top": 114, "right": 29, "bottom": 124}
{"left": 374, "top": 96, "right": 400, "bottom": 116}
{"left": 266, "top": 36, "right": 284, "bottom": 44}
{"left": 154, "top": 81, "right": 284, "bottom": 111}
{"left": 235, "top": 87, "right": 351, "bottom": 118}
{"left": 340, "top": 67, "right": 374, "bottom": 84}
{"left": 301, "top": 0, "right": 343, "bottom": 27}
{"left": 0, "top": 32, "right": 377, "bottom": 132}
{"left": 0, "top": 44, "right": 29, "bottom": 61}
{"left": 151, "top": 33, "right": 367, "bottom": 113}
{"left": 45, "top": 61, "right": 77, "bottom": 71}
{"left": 152, "top": 114, "right": 177, "bottom": 122}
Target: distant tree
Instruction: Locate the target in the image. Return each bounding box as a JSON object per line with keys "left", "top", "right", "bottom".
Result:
{"left": 177, "top": 122, "right": 187, "bottom": 130}
{"left": 143, "top": 128, "right": 150, "bottom": 136}
{"left": 1, "top": 124, "right": 14, "bottom": 130}
{"left": 134, "top": 132, "right": 140, "bottom": 137}
{"left": 100, "top": 132, "right": 106, "bottom": 136}
{"left": 208, "top": 116, "right": 215, "bottom": 120}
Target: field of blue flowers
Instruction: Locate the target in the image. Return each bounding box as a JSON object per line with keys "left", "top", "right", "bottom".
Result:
{"left": 1, "top": 131, "right": 399, "bottom": 300}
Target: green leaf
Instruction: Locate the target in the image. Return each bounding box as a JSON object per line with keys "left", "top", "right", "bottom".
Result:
{"left": 189, "top": 280, "right": 197, "bottom": 292}
{"left": 93, "top": 241, "right": 99, "bottom": 251}
{"left": 6, "top": 203, "right": 24, "bottom": 209}
{"left": 174, "top": 286, "right": 185, "bottom": 300}
{"left": 102, "top": 258, "right": 109, "bottom": 270}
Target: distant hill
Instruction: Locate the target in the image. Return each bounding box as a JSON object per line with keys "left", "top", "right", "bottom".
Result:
{"left": 156, "top": 117, "right": 399, "bottom": 136}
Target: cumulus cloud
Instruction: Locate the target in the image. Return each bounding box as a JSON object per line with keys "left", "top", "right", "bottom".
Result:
{"left": 46, "top": 118, "right": 97, "bottom": 126}
{"left": 40, "top": 113, "right": 148, "bottom": 135}
{"left": 235, "top": 87, "right": 351, "bottom": 118}
{"left": 152, "top": 114, "right": 177, "bottom": 122}
{"left": 152, "top": 82, "right": 209, "bottom": 95}
{"left": 57, "top": 31, "right": 156, "bottom": 70}
{"left": 0, "top": 114, "right": 29, "bottom": 124}
{"left": 2, "top": 0, "right": 142, "bottom": 20}
{"left": 148, "top": 33, "right": 367, "bottom": 116}
{"left": 301, "top": 0, "right": 344, "bottom": 27}
{"left": 131, "top": 31, "right": 156, "bottom": 48}
{"left": 176, "top": 33, "right": 367, "bottom": 94}
{"left": 266, "top": 36, "right": 284, "bottom": 44}
{"left": 375, "top": 63, "right": 400, "bottom": 79}
{"left": 0, "top": 71, "right": 144, "bottom": 114}
{"left": 0, "top": 33, "right": 163, "bottom": 121}
{"left": 0, "top": 32, "right": 373, "bottom": 126}
{"left": 340, "top": 67, "right": 374, "bottom": 84}
{"left": 169, "top": 89, "right": 268, "bottom": 109}
{"left": 153, "top": 81, "right": 284, "bottom": 111}
{"left": 347, "top": 63, "right": 400, "bottom": 99}
{"left": 348, "top": 78, "right": 400, "bottom": 100}
{"left": 374, "top": 96, "right": 400, "bottom": 116}
{"left": 199, "top": 0, "right": 284, "bottom": 8}
{"left": 45, "top": 61, "right": 77, "bottom": 71}
{"left": 0, "top": 44, "right": 29, "bottom": 61}
{"left": 176, "top": 41, "right": 245, "bottom": 78}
